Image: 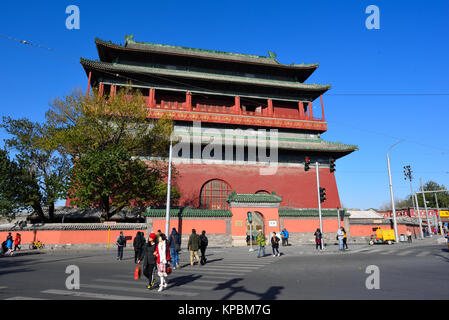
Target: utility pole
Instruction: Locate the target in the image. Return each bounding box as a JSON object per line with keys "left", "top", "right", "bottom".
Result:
{"left": 316, "top": 161, "right": 324, "bottom": 249}
{"left": 404, "top": 165, "right": 423, "bottom": 239}
{"left": 414, "top": 192, "right": 424, "bottom": 239}
{"left": 164, "top": 137, "right": 173, "bottom": 237}
{"left": 387, "top": 140, "right": 403, "bottom": 243}
{"left": 420, "top": 178, "right": 432, "bottom": 237}
{"left": 435, "top": 194, "right": 443, "bottom": 234}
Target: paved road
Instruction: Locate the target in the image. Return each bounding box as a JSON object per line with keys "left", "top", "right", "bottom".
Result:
{"left": 0, "top": 240, "right": 448, "bottom": 300}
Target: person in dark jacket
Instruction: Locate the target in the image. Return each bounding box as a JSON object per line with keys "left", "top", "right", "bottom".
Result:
{"left": 188, "top": 229, "right": 201, "bottom": 266}
{"left": 271, "top": 232, "right": 280, "bottom": 257}
{"left": 199, "top": 230, "right": 208, "bottom": 265}
{"left": 168, "top": 228, "right": 181, "bottom": 269}
{"left": 314, "top": 228, "right": 322, "bottom": 250}
{"left": 133, "top": 232, "right": 145, "bottom": 264}
{"left": 116, "top": 232, "right": 126, "bottom": 260}
{"left": 138, "top": 232, "right": 158, "bottom": 290}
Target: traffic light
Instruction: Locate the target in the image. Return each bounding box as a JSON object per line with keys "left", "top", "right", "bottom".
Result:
{"left": 319, "top": 187, "right": 326, "bottom": 203}
{"left": 247, "top": 211, "right": 253, "bottom": 223}
{"left": 304, "top": 156, "right": 311, "bottom": 171}
{"left": 329, "top": 158, "right": 336, "bottom": 173}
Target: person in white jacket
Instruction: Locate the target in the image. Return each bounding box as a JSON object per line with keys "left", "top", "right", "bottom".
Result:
{"left": 155, "top": 234, "right": 171, "bottom": 292}
{"left": 337, "top": 227, "right": 344, "bottom": 251}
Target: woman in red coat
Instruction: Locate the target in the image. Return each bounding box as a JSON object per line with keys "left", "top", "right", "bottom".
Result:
{"left": 154, "top": 233, "right": 171, "bottom": 292}
{"left": 13, "top": 233, "right": 21, "bottom": 251}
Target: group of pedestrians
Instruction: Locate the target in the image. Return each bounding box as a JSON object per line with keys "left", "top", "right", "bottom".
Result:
{"left": 1, "top": 233, "right": 21, "bottom": 256}
{"left": 313, "top": 227, "right": 348, "bottom": 251}
{"left": 256, "top": 230, "right": 283, "bottom": 258}
{"left": 118, "top": 228, "right": 208, "bottom": 292}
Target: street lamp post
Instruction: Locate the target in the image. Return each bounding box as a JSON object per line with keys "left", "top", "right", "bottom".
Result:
{"left": 387, "top": 140, "right": 403, "bottom": 243}
{"left": 164, "top": 137, "right": 173, "bottom": 237}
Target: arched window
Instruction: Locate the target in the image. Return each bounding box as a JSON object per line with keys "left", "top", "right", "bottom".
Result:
{"left": 255, "top": 190, "right": 270, "bottom": 194}
{"left": 200, "top": 179, "right": 232, "bottom": 210}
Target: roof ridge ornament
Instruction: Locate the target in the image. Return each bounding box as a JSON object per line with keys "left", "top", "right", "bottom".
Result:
{"left": 124, "top": 34, "right": 135, "bottom": 45}
{"left": 268, "top": 50, "right": 278, "bottom": 61}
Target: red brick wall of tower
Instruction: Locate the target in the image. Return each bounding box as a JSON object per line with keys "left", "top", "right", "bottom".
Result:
{"left": 167, "top": 162, "right": 341, "bottom": 209}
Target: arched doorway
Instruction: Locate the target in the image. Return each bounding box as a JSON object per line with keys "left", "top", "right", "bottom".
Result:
{"left": 246, "top": 211, "right": 264, "bottom": 245}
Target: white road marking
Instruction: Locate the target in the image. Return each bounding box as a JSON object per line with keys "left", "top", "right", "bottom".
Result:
{"left": 41, "top": 289, "right": 152, "bottom": 300}
{"left": 416, "top": 251, "right": 431, "bottom": 257}
{"left": 5, "top": 296, "right": 47, "bottom": 300}
{"left": 397, "top": 250, "right": 414, "bottom": 256}
{"left": 81, "top": 283, "right": 198, "bottom": 297}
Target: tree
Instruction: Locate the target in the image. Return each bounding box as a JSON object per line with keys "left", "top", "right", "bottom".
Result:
{"left": 46, "top": 87, "right": 176, "bottom": 220}
{"left": 68, "top": 145, "right": 179, "bottom": 221}
{"left": 415, "top": 181, "right": 449, "bottom": 208}
{"left": 1, "top": 118, "right": 71, "bottom": 221}
{"left": 46, "top": 87, "right": 173, "bottom": 158}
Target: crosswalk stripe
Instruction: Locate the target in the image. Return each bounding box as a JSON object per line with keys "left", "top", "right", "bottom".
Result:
{"left": 379, "top": 250, "right": 395, "bottom": 255}
{"left": 41, "top": 289, "right": 152, "bottom": 300}
{"left": 161, "top": 269, "right": 246, "bottom": 276}
{"left": 81, "top": 283, "right": 198, "bottom": 297}
{"left": 0, "top": 287, "right": 8, "bottom": 290}
{"left": 95, "top": 277, "right": 224, "bottom": 287}
{"left": 416, "top": 251, "right": 430, "bottom": 257}
{"left": 5, "top": 296, "right": 47, "bottom": 300}
{"left": 397, "top": 250, "right": 414, "bottom": 256}
{"left": 369, "top": 249, "right": 383, "bottom": 253}
{"left": 193, "top": 265, "right": 260, "bottom": 270}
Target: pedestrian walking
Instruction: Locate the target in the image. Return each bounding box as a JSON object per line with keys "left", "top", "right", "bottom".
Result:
{"left": 116, "top": 231, "right": 126, "bottom": 260}
{"left": 342, "top": 227, "right": 348, "bottom": 250}
{"left": 280, "top": 228, "right": 290, "bottom": 246}
{"left": 133, "top": 231, "right": 145, "bottom": 264}
{"left": 168, "top": 228, "right": 181, "bottom": 269}
{"left": 271, "top": 232, "right": 280, "bottom": 257}
{"left": 199, "top": 230, "right": 208, "bottom": 265}
{"left": 256, "top": 230, "right": 266, "bottom": 258}
{"left": 314, "top": 228, "right": 322, "bottom": 250}
{"left": 188, "top": 229, "right": 201, "bottom": 266}
{"left": 406, "top": 229, "right": 413, "bottom": 243}
{"left": 137, "top": 232, "right": 158, "bottom": 290}
{"left": 155, "top": 233, "right": 171, "bottom": 292}
{"left": 337, "top": 227, "right": 344, "bottom": 251}
{"left": 13, "top": 233, "right": 21, "bottom": 251}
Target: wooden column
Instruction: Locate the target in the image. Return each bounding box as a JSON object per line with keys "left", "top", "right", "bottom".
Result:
{"left": 298, "top": 102, "right": 305, "bottom": 119}
{"left": 268, "top": 99, "right": 274, "bottom": 117}
{"left": 110, "top": 85, "right": 116, "bottom": 97}
{"left": 308, "top": 102, "right": 313, "bottom": 120}
{"left": 149, "top": 88, "right": 155, "bottom": 107}
{"left": 99, "top": 82, "right": 104, "bottom": 97}
{"left": 186, "top": 91, "right": 192, "bottom": 111}
{"left": 234, "top": 96, "right": 241, "bottom": 114}
{"left": 320, "top": 95, "right": 325, "bottom": 122}
{"left": 86, "top": 71, "right": 92, "bottom": 97}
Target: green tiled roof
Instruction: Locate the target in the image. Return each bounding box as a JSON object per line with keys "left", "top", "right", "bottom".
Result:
{"left": 279, "top": 208, "right": 349, "bottom": 217}
{"left": 226, "top": 191, "right": 283, "bottom": 203}
{"left": 145, "top": 208, "right": 232, "bottom": 217}
{"left": 96, "top": 36, "right": 319, "bottom": 70}
{"left": 80, "top": 58, "right": 330, "bottom": 92}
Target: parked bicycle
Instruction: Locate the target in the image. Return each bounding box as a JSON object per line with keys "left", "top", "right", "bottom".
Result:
{"left": 29, "top": 240, "right": 45, "bottom": 250}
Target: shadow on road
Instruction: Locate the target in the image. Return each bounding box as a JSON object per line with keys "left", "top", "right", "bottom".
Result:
{"left": 213, "top": 278, "right": 284, "bottom": 300}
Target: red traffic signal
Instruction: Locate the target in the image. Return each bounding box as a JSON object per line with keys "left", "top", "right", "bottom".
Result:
{"left": 305, "top": 157, "right": 311, "bottom": 171}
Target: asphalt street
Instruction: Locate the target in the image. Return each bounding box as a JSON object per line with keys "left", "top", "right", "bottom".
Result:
{"left": 0, "top": 239, "right": 448, "bottom": 300}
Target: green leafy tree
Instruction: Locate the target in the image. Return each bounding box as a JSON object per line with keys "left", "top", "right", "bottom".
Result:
{"left": 46, "top": 87, "right": 177, "bottom": 220}
{"left": 69, "top": 145, "right": 178, "bottom": 221}
{"left": 1, "top": 118, "right": 71, "bottom": 221}
{"left": 415, "top": 181, "right": 449, "bottom": 208}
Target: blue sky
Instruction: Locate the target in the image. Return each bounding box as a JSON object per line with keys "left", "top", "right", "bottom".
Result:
{"left": 0, "top": 0, "right": 448, "bottom": 209}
